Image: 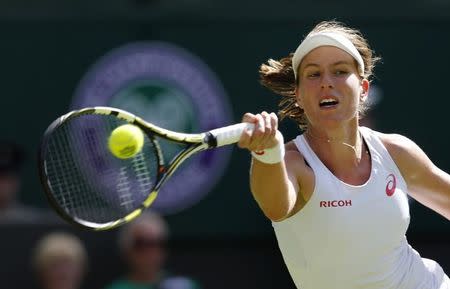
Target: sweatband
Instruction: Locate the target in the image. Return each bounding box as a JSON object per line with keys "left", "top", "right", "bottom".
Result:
{"left": 292, "top": 32, "right": 364, "bottom": 79}
{"left": 251, "top": 131, "right": 285, "bottom": 164}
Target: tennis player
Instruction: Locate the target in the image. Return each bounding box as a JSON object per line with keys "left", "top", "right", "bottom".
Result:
{"left": 239, "top": 21, "right": 450, "bottom": 289}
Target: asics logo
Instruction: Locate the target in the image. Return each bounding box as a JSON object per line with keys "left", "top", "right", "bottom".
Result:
{"left": 386, "top": 173, "right": 396, "bottom": 196}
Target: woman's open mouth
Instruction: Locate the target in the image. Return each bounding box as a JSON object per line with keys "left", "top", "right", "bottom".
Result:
{"left": 319, "top": 98, "right": 339, "bottom": 109}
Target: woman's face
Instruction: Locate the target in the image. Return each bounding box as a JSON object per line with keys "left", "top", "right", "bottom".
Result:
{"left": 296, "top": 46, "right": 369, "bottom": 129}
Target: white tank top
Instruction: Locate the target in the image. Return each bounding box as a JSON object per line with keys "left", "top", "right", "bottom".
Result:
{"left": 272, "top": 126, "right": 449, "bottom": 289}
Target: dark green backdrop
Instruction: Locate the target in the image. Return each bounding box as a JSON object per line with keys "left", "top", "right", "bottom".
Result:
{"left": 1, "top": 19, "right": 449, "bottom": 238}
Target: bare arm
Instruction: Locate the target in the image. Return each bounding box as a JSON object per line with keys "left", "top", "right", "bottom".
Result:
{"left": 238, "top": 112, "right": 300, "bottom": 221}
{"left": 382, "top": 133, "right": 450, "bottom": 220}
{"left": 250, "top": 151, "right": 300, "bottom": 221}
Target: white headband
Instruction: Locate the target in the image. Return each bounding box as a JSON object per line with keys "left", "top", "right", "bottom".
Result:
{"left": 292, "top": 32, "right": 365, "bottom": 79}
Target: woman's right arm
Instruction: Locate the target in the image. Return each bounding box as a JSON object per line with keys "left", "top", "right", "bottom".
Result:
{"left": 238, "top": 112, "right": 301, "bottom": 221}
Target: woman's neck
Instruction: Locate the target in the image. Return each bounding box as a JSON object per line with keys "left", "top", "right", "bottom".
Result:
{"left": 304, "top": 123, "right": 370, "bottom": 181}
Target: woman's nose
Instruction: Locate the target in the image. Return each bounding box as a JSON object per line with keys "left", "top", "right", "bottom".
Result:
{"left": 320, "top": 73, "right": 334, "bottom": 89}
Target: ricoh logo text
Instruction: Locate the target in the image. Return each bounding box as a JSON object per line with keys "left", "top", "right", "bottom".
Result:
{"left": 320, "top": 200, "right": 352, "bottom": 208}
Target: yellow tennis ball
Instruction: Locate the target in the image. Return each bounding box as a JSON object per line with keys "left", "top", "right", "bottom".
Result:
{"left": 108, "top": 124, "right": 144, "bottom": 159}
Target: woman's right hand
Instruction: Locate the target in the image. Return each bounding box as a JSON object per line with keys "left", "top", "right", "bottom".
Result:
{"left": 238, "top": 111, "right": 280, "bottom": 152}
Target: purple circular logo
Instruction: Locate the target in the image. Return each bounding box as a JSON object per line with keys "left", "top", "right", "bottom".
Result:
{"left": 72, "top": 42, "right": 233, "bottom": 214}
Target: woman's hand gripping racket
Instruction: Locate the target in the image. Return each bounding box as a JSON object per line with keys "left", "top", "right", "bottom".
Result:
{"left": 38, "top": 106, "right": 253, "bottom": 230}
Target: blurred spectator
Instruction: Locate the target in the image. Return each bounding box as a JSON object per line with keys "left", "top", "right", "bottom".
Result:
{"left": 32, "top": 232, "right": 87, "bottom": 289}
{"left": 104, "top": 211, "right": 201, "bottom": 289}
{"left": 0, "top": 141, "right": 58, "bottom": 223}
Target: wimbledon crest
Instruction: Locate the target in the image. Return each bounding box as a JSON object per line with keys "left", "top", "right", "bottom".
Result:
{"left": 72, "top": 42, "right": 233, "bottom": 214}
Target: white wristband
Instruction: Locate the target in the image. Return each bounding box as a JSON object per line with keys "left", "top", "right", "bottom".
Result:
{"left": 251, "top": 131, "right": 285, "bottom": 164}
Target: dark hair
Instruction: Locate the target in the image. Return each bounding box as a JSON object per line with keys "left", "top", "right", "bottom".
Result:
{"left": 259, "top": 20, "right": 381, "bottom": 130}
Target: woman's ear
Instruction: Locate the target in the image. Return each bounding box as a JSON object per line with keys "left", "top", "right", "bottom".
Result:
{"left": 360, "top": 79, "right": 370, "bottom": 102}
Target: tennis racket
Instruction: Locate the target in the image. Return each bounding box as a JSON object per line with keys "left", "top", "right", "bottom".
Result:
{"left": 38, "top": 106, "right": 253, "bottom": 231}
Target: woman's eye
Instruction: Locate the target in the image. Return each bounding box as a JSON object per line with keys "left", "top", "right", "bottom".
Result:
{"left": 307, "top": 72, "right": 320, "bottom": 78}
{"left": 335, "top": 70, "right": 348, "bottom": 76}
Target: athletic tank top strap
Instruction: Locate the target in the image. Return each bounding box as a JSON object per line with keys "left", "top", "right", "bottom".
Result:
{"left": 292, "top": 134, "right": 326, "bottom": 175}
{"left": 292, "top": 133, "right": 339, "bottom": 197}
{"left": 358, "top": 126, "right": 408, "bottom": 188}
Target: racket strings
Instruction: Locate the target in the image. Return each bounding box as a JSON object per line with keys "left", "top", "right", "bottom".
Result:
{"left": 47, "top": 125, "right": 91, "bottom": 214}
{"left": 131, "top": 152, "right": 155, "bottom": 197}
{"left": 47, "top": 119, "right": 109, "bottom": 222}
{"left": 43, "top": 114, "right": 160, "bottom": 225}
{"left": 116, "top": 167, "right": 135, "bottom": 212}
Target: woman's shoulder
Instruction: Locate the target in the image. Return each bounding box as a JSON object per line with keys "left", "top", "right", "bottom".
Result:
{"left": 285, "top": 139, "right": 299, "bottom": 152}
{"left": 368, "top": 129, "right": 417, "bottom": 154}
{"left": 284, "top": 139, "right": 314, "bottom": 189}
{"left": 367, "top": 128, "right": 423, "bottom": 172}
{"left": 360, "top": 126, "right": 410, "bottom": 148}
{"left": 284, "top": 139, "right": 307, "bottom": 165}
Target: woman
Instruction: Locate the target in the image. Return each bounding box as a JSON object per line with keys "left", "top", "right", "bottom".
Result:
{"left": 238, "top": 21, "right": 450, "bottom": 289}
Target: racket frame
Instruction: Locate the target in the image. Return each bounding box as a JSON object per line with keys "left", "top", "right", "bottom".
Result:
{"left": 38, "top": 107, "right": 211, "bottom": 230}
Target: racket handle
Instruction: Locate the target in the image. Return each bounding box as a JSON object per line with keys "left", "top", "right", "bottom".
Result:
{"left": 208, "top": 122, "right": 255, "bottom": 147}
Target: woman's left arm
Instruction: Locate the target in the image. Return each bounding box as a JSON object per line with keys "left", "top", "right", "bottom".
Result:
{"left": 381, "top": 133, "right": 450, "bottom": 220}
